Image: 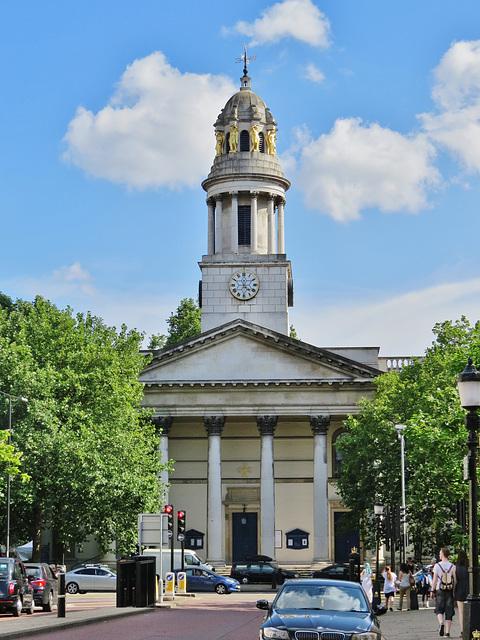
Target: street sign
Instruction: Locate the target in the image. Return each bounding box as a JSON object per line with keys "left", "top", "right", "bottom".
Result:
{"left": 167, "top": 530, "right": 173, "bottom": 538}
{"left": 178, "top": 533, "right": 185, "bottom": 542}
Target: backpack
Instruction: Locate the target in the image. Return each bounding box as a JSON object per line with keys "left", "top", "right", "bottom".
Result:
{"left": 440, "top": 565, "right": 453, "bottom": 591}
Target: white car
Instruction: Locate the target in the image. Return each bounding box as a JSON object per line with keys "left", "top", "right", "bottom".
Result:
{"left": 64, "top": 565, "right": 116, "bottom": 594}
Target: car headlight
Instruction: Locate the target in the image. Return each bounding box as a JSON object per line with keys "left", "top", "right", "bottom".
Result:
{"left": 261, "top": 627, "right": 290, "bottom": 639}
{"left": 351, "top": 633, "right": 379, "bottom": 640}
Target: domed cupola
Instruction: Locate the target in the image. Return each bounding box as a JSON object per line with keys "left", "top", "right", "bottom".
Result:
{"left": 198, "top": 59, "right": 293, "bottom": 336}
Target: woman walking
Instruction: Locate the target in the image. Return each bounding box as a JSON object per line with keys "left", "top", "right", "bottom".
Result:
{"left": 360, "top": 563, "right": 373, "bottom": 603}
{"left": 397, "top": 562, "right": 413, "bottom": 611}
{"left": 455, "top": 550, "right": 469, "bottom": 639}
{"left": 382, "top": 565, "right": 397, "bottom": 611}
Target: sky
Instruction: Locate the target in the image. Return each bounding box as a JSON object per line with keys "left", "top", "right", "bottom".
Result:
{"left": 2, "top": 0, "right": 480, "bottom": 357}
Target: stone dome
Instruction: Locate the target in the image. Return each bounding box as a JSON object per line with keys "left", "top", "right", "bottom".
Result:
{"left": 214, "top": 74, "right": 277, "bottom": 128}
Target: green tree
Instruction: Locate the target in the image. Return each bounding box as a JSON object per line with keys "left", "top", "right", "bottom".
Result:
{"left": 336, "top": 317, "right": 478, "bottom": 555}
{"left": 0, "top": 295, "right": 170, "bottom": 559}
{"left": 148, "top": 297, "right": 201, "bottom": 349}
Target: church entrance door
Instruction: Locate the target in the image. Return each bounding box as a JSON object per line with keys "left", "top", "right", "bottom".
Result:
{"left": 334, "top": 512, "right": 359, "bottom": 562}
{"left": 232, "top": 512, "right": 258, "bottom": 562}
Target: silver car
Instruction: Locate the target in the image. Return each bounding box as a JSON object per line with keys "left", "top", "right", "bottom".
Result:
{"left": 64, "top": 565, "right": 116, "bottom": 594}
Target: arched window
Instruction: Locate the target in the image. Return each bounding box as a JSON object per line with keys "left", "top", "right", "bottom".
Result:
{"left": 259, "top": 132, "right": 265, "bottom": 153}
{"left": 225, "top": 132, "right": 230, "bottom": 154}
{"left": 332, "top": 431, "right": 347, "bottom": 478}
{"left": 240, "top": 130, "right": 250, "bottom": 152}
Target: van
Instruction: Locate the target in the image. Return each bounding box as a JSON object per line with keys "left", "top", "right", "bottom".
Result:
{"left": 143, "top": 548, "right": 213, "bottom": 579}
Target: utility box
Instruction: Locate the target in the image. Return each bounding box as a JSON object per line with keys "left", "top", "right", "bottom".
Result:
{"left": 116, "top": 556, "right": 156, "bottom": 608}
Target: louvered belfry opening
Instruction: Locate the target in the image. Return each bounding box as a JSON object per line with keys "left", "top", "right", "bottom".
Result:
{"left": 238, "top": 205, "right": 251, "bottom": 245}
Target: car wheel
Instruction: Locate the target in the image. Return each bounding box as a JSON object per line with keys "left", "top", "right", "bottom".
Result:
{"left": 241, "top": 577, "right": 249, "bottom": 584}
{"left": 215, "top": 583, "right": 228, "bottom": 594}
{"left": 13, "top": 598, "right": 22, "bottom": 617}
{"left": 27, "top": 599, "right": 35, "bottom": 615}
{"left": 43, "top": 591, "right": 54, "bottom": 612}
{"left": 66, "top": 582, "right": 79, "bottom": 595}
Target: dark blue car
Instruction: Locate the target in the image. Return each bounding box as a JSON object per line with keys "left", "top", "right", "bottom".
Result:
{"left": 256, "top": 578, "right": 386, "bottom": 640}
{"left": 174, "top": 568, "right": 240, "bottom": 594}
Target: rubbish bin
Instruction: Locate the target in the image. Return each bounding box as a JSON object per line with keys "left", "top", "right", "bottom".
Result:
{"left": 116, "top": 556, "right": 156, "bottom": 608}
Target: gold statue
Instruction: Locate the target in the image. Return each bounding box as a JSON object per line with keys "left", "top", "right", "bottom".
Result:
{"left": 251, "top": 124, "right": 260, "bottom": 152}
{"left": 215, "top": 130, "right": 225, "bottom": 156}
{"left": 229, "top": 124, "right": 238, "bottom": 153}
{"left": 266, "top": 129, "right": 277, "bottom": 156}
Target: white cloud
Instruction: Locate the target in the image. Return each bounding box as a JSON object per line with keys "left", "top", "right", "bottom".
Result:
{"left": 304, "top": 63, "right": 325, "bottom": 83}
{"left": 421, "top": 40, "right": 480, "bottom": 174}
{"left": 296, "top": 118, "right": 440, "bottom": 221}
{"left": 293, "top": 278, "right": 480, "bottom": 356}
{"left": 62, "top": 52, "right": 236, "bottom": 189}
{"left": 228, "top": 0, "right": 331, "bottom": 47}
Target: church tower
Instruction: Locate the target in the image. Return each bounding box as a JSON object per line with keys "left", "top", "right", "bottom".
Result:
{"left": 199, "top": 62, "right": 293, "bottom": 335}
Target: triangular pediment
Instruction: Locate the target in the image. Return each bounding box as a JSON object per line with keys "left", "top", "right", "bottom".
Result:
{"left": 140, "top": 319, "right": 381, "bottom": 385}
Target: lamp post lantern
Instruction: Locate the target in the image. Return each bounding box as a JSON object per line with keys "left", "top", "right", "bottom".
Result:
{"left": 1, "top": 390, "right": 28, "bottom": 556}
{"left": 458, "top": 358, "right": 480, "bottom": 640}
{"left": 396, "top": 425, "right": 407, "bottom": 564}
{"left": 373, "top": 500, "right": 384, "bottom": 607}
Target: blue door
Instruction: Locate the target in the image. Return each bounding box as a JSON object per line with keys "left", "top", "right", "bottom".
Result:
{"left": 334, "top": 512, "right": 360, "bottom": 562}
{"left": 232, "top": 512, "right": 257, "bottom": 562}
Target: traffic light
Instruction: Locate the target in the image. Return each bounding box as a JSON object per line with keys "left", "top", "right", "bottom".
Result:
{"left": 177, "top": 509, "right": 186, "bottom": 540}
{"left": 164, "top": 504, "right": 174, "bottom": 533}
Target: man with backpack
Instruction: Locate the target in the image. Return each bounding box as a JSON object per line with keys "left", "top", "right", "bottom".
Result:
{"left": 430, "top": 547, "right": 456, "bottom": 637}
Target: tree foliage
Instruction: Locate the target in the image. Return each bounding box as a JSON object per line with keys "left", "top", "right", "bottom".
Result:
{"left": 148, "top": 297, "right": 201, "bottom": 349}
{"left": 0, "top": 295, "right": 170, "bottom": 559}
{"left": 336, "top": 317, "right": 479, "bottom": 555}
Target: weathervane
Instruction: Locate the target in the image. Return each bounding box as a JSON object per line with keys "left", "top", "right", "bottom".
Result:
{"left": 235, "top": 43, "right": 256, "bottom": 76}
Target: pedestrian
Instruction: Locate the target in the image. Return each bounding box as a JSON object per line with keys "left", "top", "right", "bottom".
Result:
{"left": 430, "top": 547, "right": 456, "bottom": 637}
{"left": 397, "top": 562, "right": 413, "bottom": 611}
{"left": 360, "top": 562, "right": 373, "bottom": 603}
{"left": 382, "top": 565, "right": 397, "bottom": 611}
{"left": 421, "top": 567, "right": 433, "bottom": 608}
{"left": 455, "top": 550, "right": 469, "bottom": 639}
{"left": 407, "top": 557, "right": 417, "bottom": 574}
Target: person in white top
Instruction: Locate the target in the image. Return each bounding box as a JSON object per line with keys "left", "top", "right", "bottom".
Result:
{"left": 430, "top": 547, "right": 456, "bottom": 637}
{"left": 382, "top": 565, "right": 397, "bottom": 611}
{"left": 360, "top": 562, "right": 373, "bottom": 603}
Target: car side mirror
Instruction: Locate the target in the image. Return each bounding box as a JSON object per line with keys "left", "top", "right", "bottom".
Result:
{"left": 256, "top": 599, "right": 269, "bottom": 610}
{"left": 373, "top": 604, "right": 387, "bottom": 616}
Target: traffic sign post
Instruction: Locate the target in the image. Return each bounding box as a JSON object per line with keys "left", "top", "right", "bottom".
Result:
{"left": 165, "top": 572, "right": 175, "bottom": 599}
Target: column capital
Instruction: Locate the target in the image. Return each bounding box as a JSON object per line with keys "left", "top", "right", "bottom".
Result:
{"left": 204, "top": 415, "right": 225, "bottom": 436}
{"left": 215, "top": 193, "right": 223, "bottom": 203}
{"left": 206, "top": 197, "right": 215, "bottom": 207}
{"left": 231, "top": 191, "right": 239, "bottom": 199}
{"left": 310, "top": 415, "right": 330, "bottom": 435}
{"left": 257, "top": 415, "right": 278, "bottom": 436}
{"left": 268, "top": 193, "right": 276, "bottom": 202}
{"left": 250, "top": 190, "right": 259, "bottom": 199}
{"left": 277, "top": 196, "right": 286, "bottom": 207}
{"left": 151, "top": 416, "right": 173, "bottom": 436}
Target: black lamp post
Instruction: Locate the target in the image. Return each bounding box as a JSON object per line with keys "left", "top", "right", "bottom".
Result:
{"left": 373, "top": 500, "right": 384, "bottom": 607}
{"left": 457, "top": 358, "right": 480, "bottom": 640}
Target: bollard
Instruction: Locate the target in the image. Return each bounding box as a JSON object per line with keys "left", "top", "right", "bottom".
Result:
{"left": 57, "top": 572, "right": 66, "bottom": 618}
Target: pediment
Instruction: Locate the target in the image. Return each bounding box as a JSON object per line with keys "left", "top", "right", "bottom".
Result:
{"left": 140, "top": 320, "right": 380, "bottom": 385}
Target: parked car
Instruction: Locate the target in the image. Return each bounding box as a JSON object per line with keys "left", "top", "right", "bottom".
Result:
{"left": 311, "top": 562, "right": 362, "bottom": 581}
{"left": 256, "top": 578, "right": 386, "bottom": 640}
{"left": 24, "top": 562, "right": 58, "bottom": 611}
{"left": 174, "top": 568, "right": 240, "bottom": 594}
{"left": 0, "top": 558, "right": 35, "bottom": 616}
{"left": 64, "top": 564, "right": 116, "bottom": 594}
{"left": 230, "top": 560, "right": 299, "bottom": 584}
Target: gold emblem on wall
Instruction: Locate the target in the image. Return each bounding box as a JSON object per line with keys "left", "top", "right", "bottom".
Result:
{"left": 238, "top": 462, "right": 251, "bottom": 478}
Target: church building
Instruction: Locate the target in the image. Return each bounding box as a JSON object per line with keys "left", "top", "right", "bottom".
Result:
{"left": 140, "top": 62, "right": 383, "bottom": 568}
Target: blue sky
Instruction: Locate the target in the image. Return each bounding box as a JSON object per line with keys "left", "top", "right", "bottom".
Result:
{"left": 2, "top": 0, "right": 480, "bottom": 356}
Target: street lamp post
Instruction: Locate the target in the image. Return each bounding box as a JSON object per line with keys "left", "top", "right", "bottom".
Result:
{"left": 396, "top": 425, "right": 407, "bottom": 564}
{"left": 457, "top": 358, "right": 480, "bottom": 640}
{"left": 0, "top": 390, "right": 28, "bottom": 556}
{"left": 373, "top": 500, "right": 384, "bottom": 607}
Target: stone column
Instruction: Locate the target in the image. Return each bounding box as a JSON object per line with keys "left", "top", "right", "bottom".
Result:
{"left": 250, "top": 191, "right": 258, "bottom": 253}
{"left": 204, "top": 415, "right": 225, "bottom": 565}
{"left": 152, "top": 417, "right": 173, "bottom": 507}
{"left": 267, "top": 195, "right": 276, "bottom": 254}
{"left": 257, "top": 415, "right": 277, "bottom": 559}
{"left": 277, "top": 197, "right": 285, "bottom": 254}
{"left": 310, "top": 415, "right": 330, "bottom": 562}
{"left": 215, "top": 195, "right": 223, "bottom": 254}
{"left": 207, "top": 198, "right": 215, "bottom": 255}
{"left": 231, "top": 191, "right": 238, "bottom": 253}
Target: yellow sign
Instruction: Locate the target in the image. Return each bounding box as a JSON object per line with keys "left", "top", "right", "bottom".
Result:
{"left": 165, "top": 572, "right": 175, "bottom": 596}
{"left": 177, "top": 571, "right": 187, "bottom": 594}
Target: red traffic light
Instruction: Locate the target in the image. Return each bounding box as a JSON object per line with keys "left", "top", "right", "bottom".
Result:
{"left": 177, "top": 510, "right": 185, "bottom": 518}
{"left": 164, "top": 504, "right": 173, "bottom": 514}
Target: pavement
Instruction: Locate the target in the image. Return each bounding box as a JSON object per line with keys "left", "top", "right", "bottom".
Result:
{"left": 0, "top": 591, "right": 465, "bottom": 640}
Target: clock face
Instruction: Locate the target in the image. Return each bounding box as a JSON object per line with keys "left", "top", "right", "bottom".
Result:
{"left": 229, "top": 271, "right": 259, "bottom": 300}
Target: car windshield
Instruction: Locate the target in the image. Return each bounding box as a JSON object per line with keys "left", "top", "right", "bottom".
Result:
{"left": 26, "top": 567, "right": 42, "bottom": 579}
{"left": 275, "top": 584, "right": 369, "bottom": 613}
{"left": 0, "top": 562, "right": 12, "bottom": 578}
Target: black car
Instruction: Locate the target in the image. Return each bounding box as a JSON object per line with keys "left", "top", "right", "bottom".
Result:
{"left": 257, "top": 578, "right": 386, "bottom": 640}
{"left": 0, "top": 558, "right": 35, "bottom": 617}
{"left": 230, "top": 561, "right": 299, "bottom": 584}
{"left": 24, "top": 562, "right": 58, "bottom": 611}
{"left": 312, "top": 563, "right": 362, "bottom": 581}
